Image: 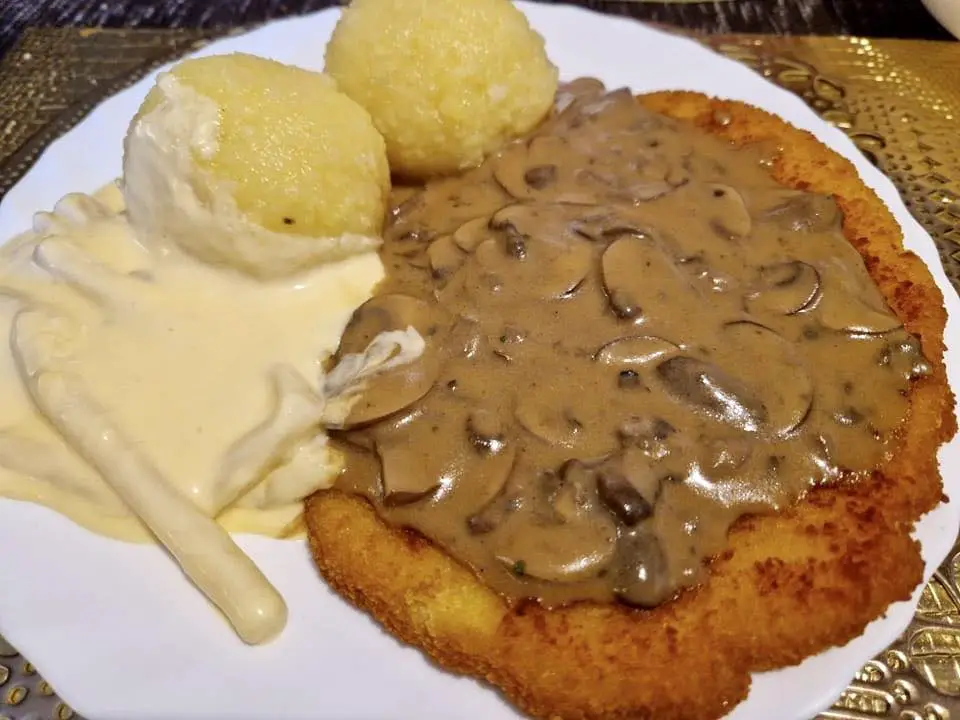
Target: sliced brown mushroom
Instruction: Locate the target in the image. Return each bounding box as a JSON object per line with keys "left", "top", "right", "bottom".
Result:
{"left": 595, "top": 449, "right": 662, "bottom": 526}
{"left": 745, "top": 261, "right": 822, "bottom": 315}
{"left": 385, "top": 192, "right": 433, "bottom": 243}
{"left": 465, "top": 438, "right": 518, "bottom": 513}
{"left": 612, "top": 528, "right": 672, "bottom": 607}
{"left": 617, "top": 416, "right": 679, "bottom": 459}
{"left": 515, "top": 393, "right": 618, "bottom": 457}
{"left": 594, "top": 335, "right": 680, "bottom": 367}
{"left": 552, "top": 86, "right": 637, "bottom": 136}
{"left": 377, "top": 441, "right": 442, "bottom": 506}
{"left": 467, "top": 409, "right": 506, "bottom": 455}
{"left": 476, "top": 207, "right": 593, "bottom": 300}
{"left": 695, "top": 437, "right": 753, "bottom": 479}
{"left": 597, "top": 472, "right": 653, "bottom": 525}
{"left": 549, "top": 460, "right": 596, "bottom": 523}
{"left": 878, "top": 331, "right": 932, "bottom": 380}
{"left": 524, "top": 165, "right": 558, "bottom": 190}
{"left": 372, "top": 403, "right": 446, "bottom": 505}
{"left": 515, "top": 397, "right": 581, "bottom": 449}
{"left": 337, "top": 294, "right": 445, "bottom": 426}
{"left": 707, "top": 183, "right": 752, "bottom": 238}
{"left": 376, "top": 398, "right": 516, "bottom": 509}
{"left": 486, "top": 203, "right": 536, "bottom": 237}
{"left": 759, "top": 191, "right": 841, "bottom": 233}
{"left": 448, "top": 314, "right": 482, "bottom": 359}
{"left": 571, "top": 210, "right": 653, "bottom": 243}
{"left": 817, "top": 288, "right": 903, "bottom": 335}
{"left": 721, "top": 321, "right": 814, "bottom": 436}
{"left": 601, "top": 234, "right": 691, "bottom": 321}
{"left": 655, "top": 355, "right": 767, "bottom": 433}
{"left": 493, "top": 137, "right": 594, "bottom": 203}
{"left": 495, "top": 520, "right": 617, "bottom": 583}
{"left": 623, "top": 180, "right": 675, "bottom": 202}
{"left": 467, "top": 481, "right": 522, "bottom": 535}
{"left": 385, "top": 189, "right": 424, "bottom": 231}
{"left": 665, "top": 164, "right": 690, "bottom": 188}
{"left": 427, "top": 234, "right": 466, "bottom": 280}
{"left": 554, "top": 78, "right": 607, "bottom": 114}
{"left": 494, "top": 460, "right": 618, "bottom": 582}
{"left": 452, "top": 217, "right": 490, "bottom": 253}
{"left": 678, "top": 255, "right": 737, "bottom": 294}
{"left": 338, "top": 293, "right": 439, "bottom": 355}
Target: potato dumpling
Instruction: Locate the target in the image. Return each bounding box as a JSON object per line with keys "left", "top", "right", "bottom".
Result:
{"left": 325, "top": 0, "right": 559, "bottom": 180}
{"left": 124, "top": 53, "right": 390, "bottom": 277}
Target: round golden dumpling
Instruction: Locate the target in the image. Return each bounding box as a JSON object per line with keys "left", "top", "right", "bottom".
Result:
{"left": 324, "top": 0, "right": 559, "bottom": 179}
{"left": 125, "top": 53, "right": 390, "bottom": 277}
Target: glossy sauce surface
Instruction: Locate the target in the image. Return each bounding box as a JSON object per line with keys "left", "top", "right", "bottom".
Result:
{"left": 333, "top": 80, "right": 931, "bottom": 608}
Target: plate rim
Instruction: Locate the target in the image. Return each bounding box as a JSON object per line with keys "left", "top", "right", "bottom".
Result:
{"left": 0, "top": 5, "right": 957, "bottom": 720}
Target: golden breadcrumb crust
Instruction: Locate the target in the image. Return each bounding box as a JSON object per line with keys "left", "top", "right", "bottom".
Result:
{"left": 305, "top": 92, "right": 956, "bottom": 720}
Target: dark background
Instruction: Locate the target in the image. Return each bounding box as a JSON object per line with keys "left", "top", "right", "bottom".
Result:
{"left": 0, "top": 0, "right": 955, "bottom": 63}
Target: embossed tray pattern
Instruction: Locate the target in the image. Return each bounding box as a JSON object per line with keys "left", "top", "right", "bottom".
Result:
{"left": 0, "top": 25, "right": 959, "bottom": 720}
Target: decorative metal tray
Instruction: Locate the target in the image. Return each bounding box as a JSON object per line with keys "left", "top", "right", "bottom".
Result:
{"left": 0, "top": 25, "right": 959, "bottom": 720}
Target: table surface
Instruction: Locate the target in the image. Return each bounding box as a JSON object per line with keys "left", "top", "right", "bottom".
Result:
{"left": 0, "top": 0, "right": 956, "bottom": 62}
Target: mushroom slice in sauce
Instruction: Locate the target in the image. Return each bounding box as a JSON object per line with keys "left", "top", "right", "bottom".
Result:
{"left": 817, "top": 288, "right": 903, "bottom": 336}
{"left": 467, "top": 408, "right": 507, "bottom": 455}
{"left": 720, "top": 321, "right": 814, "bottom": 436}
{"left": 515, "top": 392, "right": 618, "bottom": 457}
{"left": 464, "top": 438, "right": 518, "bottom": 512}
{"left": 695, "top": 437, "right": 753, "bottom": 479}
{"left": 617, "top": 416, "right": 681, "bottom": 460}
{"left": 678, "top": 255, "right": 737, "bottom": 294}
{"left": 622, "top": 179, "right": 675, "bottom": 202}
{"left": 612, "top": 527, "right": 671, "bottom": 607}
{"left": 706, "top": 183, "right": 752, "bottom": 238}
{"left": 337, "top": 294, "right": 445, "bottom": 426}
{"left": 759, "top": 191, "right": 841, "bottom": 233}
{"left": 595, "top": 449, "right": 662, "bottom": 526}
{"left": 594, "top": 335, "right": 679, "bottom": 367}
{"left": 655, "top": 356, "right": 768, "bottom": 433}
{"left": 427, "top": 234, "right": 466, "bottom": 280}
{"left": 385, "top": 190, "right": 429, "bottom": 240}
{"left": 377, "top": 441, "right": 443, "bottom": 506}
{"left": 377, "top": 401, "right": 516, "bottom": 508}
{"left": 597, "top": 471, "right": 653, "bottom": 525}
{"left": 495, "top": 462, "right": 618, "bottom": 583}
{"left": 601, "top": 234, "right": 693, "bottom": 321}
{"left": 495, "top": 519, "right": 617, "bottom": 583}
{"left": 465, "top": 457, "right": 530, "bottom": 535}
{"left": 554, "top": 77, "right": 606, "bottom": 114}
{"left": 745, "top": 261, "right": 822, "bottom": 315}
{"left": 338, "top": 293, "right": 440, "bottom": 355}
{"left": 448, "top": 314, "right": 483, "bottom": 359}
{"left": 880, "top": 332, "right": 933, "bottom": 381}
{"left": 475, "top": 207, "right": 593, "bottom": 299}
{"left": 494, "top": 137, "right": 597, "bottom": 205}
{"left": 452, "top": 217, "right": 491, "bottom": 253}
{"left": 572, "top": 86, "right": 635, "bottom": 118}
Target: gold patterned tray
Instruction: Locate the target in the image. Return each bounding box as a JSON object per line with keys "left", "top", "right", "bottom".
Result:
{"left": 0, "top": 25, "right": 959, "bottom": 720}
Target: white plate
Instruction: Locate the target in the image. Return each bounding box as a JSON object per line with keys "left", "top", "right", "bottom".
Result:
{"left": 0, "top": 5, "right": 958, "bottom": 720}
{"left": 922, "top": 0, "right": 960, "bottom": 39}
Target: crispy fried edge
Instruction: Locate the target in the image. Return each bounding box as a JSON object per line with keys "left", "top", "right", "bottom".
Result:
{"left": 305, "top": 93, "right": 957, "bottom": 720}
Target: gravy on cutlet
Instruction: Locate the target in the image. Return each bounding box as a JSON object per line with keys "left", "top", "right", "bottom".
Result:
{"left": 329, "top": 79, "right": 931, "bottom": 608}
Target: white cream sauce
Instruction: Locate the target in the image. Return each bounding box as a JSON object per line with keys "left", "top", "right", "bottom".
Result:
{"left": 0, "top": 183, "right": 420, "bottom": 644}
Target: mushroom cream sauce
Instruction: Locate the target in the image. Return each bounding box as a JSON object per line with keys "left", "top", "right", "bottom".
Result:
{"left": 331, "top": 80, "right": 932, "bottom": 609}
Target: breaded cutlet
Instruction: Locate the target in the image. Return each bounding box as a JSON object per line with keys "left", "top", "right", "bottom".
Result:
{"left": 305, "top": 92, "right": 956, "bottom": 720}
